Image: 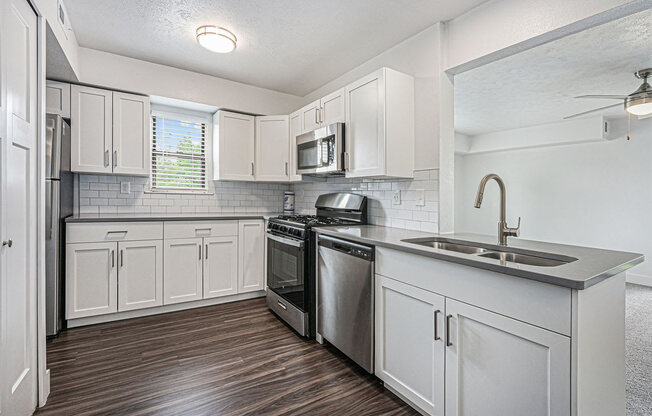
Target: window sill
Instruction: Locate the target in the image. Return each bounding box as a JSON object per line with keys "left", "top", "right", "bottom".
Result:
{"left": 145, "top": 189, "right": 214, "bottom": 196}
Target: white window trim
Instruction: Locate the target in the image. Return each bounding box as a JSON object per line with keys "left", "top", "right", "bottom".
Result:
{"left": 149, "top": 105, "right": 213, "bottom": 194}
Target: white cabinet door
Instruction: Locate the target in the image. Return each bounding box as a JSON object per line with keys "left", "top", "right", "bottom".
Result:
{"left": 70, "top": 84, "right": 113, "bottom": 173}
{"left": 164, "top": 238, "right": 203, "bottom": 304}
{"left": 238, "top": 220, "right": 265, "bottom": 293}
{"left": 300, "top": 99, "right": 320, "bottom": 133}
{"left": 46, "top": 80, "right": 70, "bottom": 117}
{"left": 112, "top": 92, "right": 150, "bottom": 176}
{"left": 255, "top": 115, "right": 289, "bottom": 181}
{"left": 213, "top": 110, "right": 255, "bottom": 181}
{"left": 288, "top": 110, "right": 302, "bottom": 182}
{"left": 320, "top": 88, "right": 346, "bottom": 126}
{"left": 445, "top": 298, "right": 570, "bottom": 416}
{"left": 66, "top": 242, "right": 117, "bottom": 318}
{"left": 345, "top": 69, "right": 385, "bottom": 177}
{"left": 117, "top": 240, "right": 163, "bottom": 311}
{"left": 203, "top": 236, "right": 238, "bottom": 299}
{"left": 376, "top": 275, "right": 445, "bottom": 416}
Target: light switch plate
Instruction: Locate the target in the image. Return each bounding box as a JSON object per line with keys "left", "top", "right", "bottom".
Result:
{"left": 393, "top": 190, "right": 401, "bottom": 205}
{"left": 416, "top": 189, "right": 425, "bottom": 206}
{"left": 120, "top": 182, "right": 130, "bottom": 194}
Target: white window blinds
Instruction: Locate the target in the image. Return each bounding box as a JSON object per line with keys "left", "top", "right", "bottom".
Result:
{"left": 151, "top": 114, "right": 207, "bottom": 191}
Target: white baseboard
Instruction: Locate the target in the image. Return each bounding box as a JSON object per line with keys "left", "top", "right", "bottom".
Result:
{"left": 626, "top": 272, "right": 652, "bottom": 288}
{"left": 67, "top": 291, "right": 266, "bottom": 328}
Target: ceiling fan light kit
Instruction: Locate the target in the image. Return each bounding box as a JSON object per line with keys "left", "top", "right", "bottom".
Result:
{"left": 625, "top": 69, "right": 652, "bottom": 116}
{"left": 196, "top": 25, "right": 237, "bottom": 53}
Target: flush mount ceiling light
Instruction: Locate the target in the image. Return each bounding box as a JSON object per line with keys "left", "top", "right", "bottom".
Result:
{"left": 196, "top": 25, "right": 237, "bottom": 53}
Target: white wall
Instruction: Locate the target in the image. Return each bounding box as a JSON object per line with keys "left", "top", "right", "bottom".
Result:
{"left": 455, "top": 118, "right": 652, "bottom": 283}
{"left": 77, "top": 47, "right": 304, "bottom": 116}
{"left": 301, "top": 24, "right": 443, "bottom": 171}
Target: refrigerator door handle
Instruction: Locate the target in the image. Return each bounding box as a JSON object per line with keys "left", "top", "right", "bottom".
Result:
{"left": 45, "top": 181, "right": 59, "bottom": 241}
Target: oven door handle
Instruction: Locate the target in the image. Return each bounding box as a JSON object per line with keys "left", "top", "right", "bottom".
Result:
{"left": 267, "top": 233, "right": 305, "bottom": 248}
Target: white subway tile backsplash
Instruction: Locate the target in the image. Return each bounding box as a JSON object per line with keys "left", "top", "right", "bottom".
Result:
{"left": 77, "top": 168, "right": 439, "bottom": 232}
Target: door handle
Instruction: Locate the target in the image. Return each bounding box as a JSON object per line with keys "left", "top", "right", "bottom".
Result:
{"left": 446, "top": 314, "right": 453, "bottom": 347}
{"left": 434, "top": 309, "right": 441, "bottom": 341}
{"left": 205, "top": 244, "right": 208, "bottom": 260}
{"left": 199, "top": 244, "right": 202, "bottom": 260}
{"left": 120, "top": 249, "right": 124, "bottom": 267}
{"left": 113, "top": 150, "right": 117, "bottom": 168}
{"left": 320, "top": 107, "right": 324, "bottom": 124}
{"left": 277, "top": 300, "right": 287, "bottom": 310}
{"left": 251, "top": 162, "right": 255, "bottom": 176}
{"left": 111, "top": 249, "right": 115, "bottom": 268}
{"left": 2, "top": 239, "right": 12, "bottom": 248}
{"left": 285, "top": 162, "right": 289, "bottom": 176}
{"left": 315, "top": 108, "right": 318, "bottom": 125}
{"left": 104, "top": 150, "right": 109, "bottom": 167}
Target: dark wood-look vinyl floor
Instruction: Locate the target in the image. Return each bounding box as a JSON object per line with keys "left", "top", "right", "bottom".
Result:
{"left": 37, "top": 298, "right": 418, "bottom": 416}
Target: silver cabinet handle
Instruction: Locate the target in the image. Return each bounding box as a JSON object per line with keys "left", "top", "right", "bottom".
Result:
{"left": 205, "top": 244, "right": 208, "bottom": 260}
{"left": 2, "top": 239, "right": 12, "bottom": 248}
{"left": 111, "top": 249, "right": 115, "bottom": 268}
{"left": 104, "top": 150, "right": 109, "bottom": 167}
{"left": 320, "top": 107, "right": 324, "bottom": 124}
{"left": 120, "top": 249, "right": 124, "bottom": 267}
{"left": 285, "top": 162, "right": 289, "bottom": 176}
{"left": 113, "top": 150, "right": 117, "bottom": 168}
{"left": 434, "top": 309, "right": 441, "bottom": 341}
{"left": 251, "top": 162, "right": 255, "bottom": 176}
{"left": 199, "top": 244, "right": 202, "bottom": 260}
{"left": 446, "top": 314, "right": 453, "bottom": 347}
{"left": 315, "top": 108, "right": 318, "bottom": 125}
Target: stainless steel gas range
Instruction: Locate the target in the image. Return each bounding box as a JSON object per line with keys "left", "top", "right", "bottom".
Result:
{"left": 265, "top": 193, "right": 367, "bottom": 337}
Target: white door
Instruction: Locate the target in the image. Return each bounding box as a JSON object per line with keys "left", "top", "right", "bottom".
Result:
{"left": 203, "top": 236, "right": 238, "bottom": 299}
{"left": 118, "top": 240, "right": 163, "bottom": 311}
{"left": 164, "top": 238, "right": 203, "bottom": 304}
{"left": 288, "top": 111, "right": 302, "bottom": 182}
{"left": 214, "top": 111, "right": 255, "bottom": 181}
{"left": 70, "top": 85, "right": 113, "bottom": 173}
{"left": 112, "top": 92, "right": 150, "bottom": 176}
{"left": 320, "top": 88, "right": 346, "bottom": 126}
{"left": 300, "top": 99, "right": 320, "bottom": 133}
{"left": 45, "top": 80, "right": 70, "bottom": 118}
{"left": 238, "top": 220, "right": 264, "bottom": 293}
{"left": 345, "top": 69, "right": 385, "bottom": 178}
{"left": 375, "top": 275, "right": 445, "bottom": 416}
{"left": 1, "top": 1, "right": 38, "bottom": 413}
{"left": 445, "top": 298, "right": 570, "bottom": 416}
{"left": 255, "top": 115, "right": 289, "bottom": 182}
{"left": 65, "top": 242, "right": 118, "bottom": 319}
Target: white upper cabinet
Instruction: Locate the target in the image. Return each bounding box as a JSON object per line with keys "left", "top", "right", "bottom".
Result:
{"left": 255, "top": 115, "right": 290, "bottom": 182}
{"left": 71, "top": 84, "right": 113, "bottom": 174}
{"left": 112, "top": 92, "right": 150, "bottom": 176}
{"left": 213, "top": 110, "right": 255, "bottom": 181}
{"left": 445, "top": 298, "right": 570, "bottom": 416}
{"left": 71, "top": 85, "right": 150, "bottom": 176}
{"left": 320, "top": 88, "right": 346, "bottom": 126}
{"left": 46, "top": 80, "right": 70, "bottom": 118}
{"left": 345, "top": 68, "right": 414, "bottom": 178}
{"left": 288, "top": 110, "right": 302, "bottom": 182}
{"left": 300, "top": 99, "right": 321, "bottom": 133}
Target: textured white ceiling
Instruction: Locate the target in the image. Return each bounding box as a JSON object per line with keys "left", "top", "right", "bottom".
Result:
{"left": 66, "top": 0, "right": 486, "bottom": 96}
{"left": 455, "top": 8, "right": 652, "bottom": 136}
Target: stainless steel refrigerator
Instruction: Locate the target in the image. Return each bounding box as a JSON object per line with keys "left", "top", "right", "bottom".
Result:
{"left": 46, "top": 114, "right": 73, "bottom": 337}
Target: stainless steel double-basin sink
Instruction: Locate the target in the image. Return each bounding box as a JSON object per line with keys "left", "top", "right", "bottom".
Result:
{"left": 401, "top": 237, "right": 578, "bottom": 267}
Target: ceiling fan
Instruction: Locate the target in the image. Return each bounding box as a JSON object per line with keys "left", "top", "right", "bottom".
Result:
{"left": 565, "top": 68, "right": 652, "bottom": 120}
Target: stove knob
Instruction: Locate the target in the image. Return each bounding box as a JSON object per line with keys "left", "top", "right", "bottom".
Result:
{"left": 280, "top": 226, "right": 287, "bottom": 233}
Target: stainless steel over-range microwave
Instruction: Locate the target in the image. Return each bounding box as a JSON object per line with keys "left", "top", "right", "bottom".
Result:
{"left": 296, "top": 123, "right": 344, "bottom": 175}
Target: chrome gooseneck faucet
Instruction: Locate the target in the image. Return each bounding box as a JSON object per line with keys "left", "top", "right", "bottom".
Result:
{"left": 474, "top": 173, "right": 521, "bottom": 246}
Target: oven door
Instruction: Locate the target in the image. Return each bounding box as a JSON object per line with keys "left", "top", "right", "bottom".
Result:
{"left": 266, "top": 232, "right": 306, "bottom": 311}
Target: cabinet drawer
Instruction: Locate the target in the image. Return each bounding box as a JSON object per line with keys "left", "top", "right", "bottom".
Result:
{"left": 67, "top": 222, "right": 163, "bottom": 243}
{"left": 164, "top": 221, "right": 238, "bottom": 239}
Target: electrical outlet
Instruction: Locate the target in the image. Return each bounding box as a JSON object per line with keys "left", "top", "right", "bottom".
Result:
{"left": 120, "top": 182, "right": 130, "bottom": 194}
{"left": 416, "top": 189, "right": 425, "bottom": 206}
{"left": 393, "top": 190, "right": 401, "bottom": 205}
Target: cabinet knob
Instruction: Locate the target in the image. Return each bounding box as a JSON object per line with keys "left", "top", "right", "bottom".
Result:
{"left": 2, "top": 239, "right": 12, "bottom": 248}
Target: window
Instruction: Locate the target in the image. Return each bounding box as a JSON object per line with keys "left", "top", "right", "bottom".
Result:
{"left": 151, "top": 112, "right": 208, "bottom": 192}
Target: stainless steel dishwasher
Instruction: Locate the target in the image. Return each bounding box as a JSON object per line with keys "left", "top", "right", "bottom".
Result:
{"left": 317, "top": 234, "right": 375, "bottom": 373}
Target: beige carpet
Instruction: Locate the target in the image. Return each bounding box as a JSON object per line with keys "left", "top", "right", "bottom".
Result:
{"left": 626, "top": 283, "right": 652, "bottom": 416}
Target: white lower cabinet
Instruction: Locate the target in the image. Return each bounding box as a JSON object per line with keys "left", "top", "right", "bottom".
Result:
{"left": 376, "top": 274, "right": 571, "bottom": 416}
{"left": 163, "top": 238, "right": 203, "bottom": 305}
{"left": 66, "top": 242, "right": 117, "bottom": 319}
{"left": 203, "top": 236, "right": 239, "bottom": 298}
{"left": 445, "top": 299, "right": 570, "bottom": 416}
{"left": 117, "top": 240, "right": 163, "bottom": 311}
{"left": 238, "top": 220, "right": 265, "bottom": 293}
{"left": 375, "top": 275, "right": 445, "bottom": 416}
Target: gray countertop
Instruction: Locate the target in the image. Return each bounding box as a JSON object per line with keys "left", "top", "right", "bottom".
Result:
{"left": 314, "top": 225, "right": 644, "bottom": 290}
{"left": 65, "top": 212, "right": 282, "bottom": 223}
